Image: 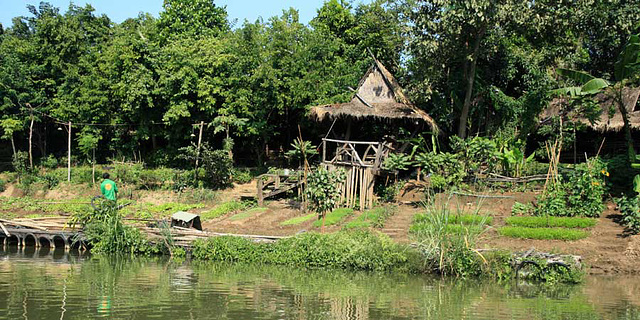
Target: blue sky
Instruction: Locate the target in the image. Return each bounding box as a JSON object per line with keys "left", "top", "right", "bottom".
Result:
{"left": 0, "top": 0, "right": 371, "bottom": 28}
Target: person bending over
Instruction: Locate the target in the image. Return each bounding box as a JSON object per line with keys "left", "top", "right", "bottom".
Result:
{"left": 100, "top": 172, "right": 118, "bottom": 201}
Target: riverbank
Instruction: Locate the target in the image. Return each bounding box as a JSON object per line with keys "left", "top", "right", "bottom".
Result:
{"left": 0, "top": 179, "right": 636, "bottom": 275}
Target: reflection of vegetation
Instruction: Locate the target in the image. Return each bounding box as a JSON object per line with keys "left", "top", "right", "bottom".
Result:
{"left": 0, "top": 252, "right": 630, "bottom": 319}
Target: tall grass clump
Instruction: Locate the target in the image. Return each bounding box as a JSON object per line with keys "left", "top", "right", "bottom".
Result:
{"left": 71, "top": 202, "right": 151, "bottom": 254}
{"left": 410, "top": 194, "right": 490, "bottom": 277}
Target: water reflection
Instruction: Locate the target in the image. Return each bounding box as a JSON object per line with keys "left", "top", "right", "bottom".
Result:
{"left": 0, "top": 246, "right": 639, "bottom": 319}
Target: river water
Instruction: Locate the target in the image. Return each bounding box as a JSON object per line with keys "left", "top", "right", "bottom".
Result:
{"left": 1, "top": 247, "right": 639, "bottom": 319}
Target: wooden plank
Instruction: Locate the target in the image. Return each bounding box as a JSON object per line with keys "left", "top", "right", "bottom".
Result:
{"left": 0, "top": 222, "right": 10, "bottom": 237}
{"left": 323, "top": 138, "right": 379, "bottom": 145}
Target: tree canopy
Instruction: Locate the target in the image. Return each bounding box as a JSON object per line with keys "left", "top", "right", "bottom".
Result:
{"left": 0, "top": 0, "right": 639, "bottom": 167}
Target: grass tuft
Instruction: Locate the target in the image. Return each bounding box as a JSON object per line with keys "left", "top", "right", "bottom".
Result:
{"left": 414, "top": 213, "right": 493, "bottom": 225}
{"left": 313, "top": 208, "right": 353, "bottom": 227}
{"left": 498, "top": 226, "right": 589, "bottom": 240}
{"left": 281, "top": 213, "right": 316, "bottom": 226}
{"left": 229, "top": 207, "right": 267, "bottom": 221}
{"left": 199, "top": 200, "right": 245, "bottom": 220}
{"left": 505, "top": 216, "right": 597, "bottom": 228}
{"left": 344, "top": 206, "right": 397, "bottom": 229}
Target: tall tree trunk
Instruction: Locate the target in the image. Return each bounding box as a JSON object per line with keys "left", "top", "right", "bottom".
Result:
{"left": 457, "top": 28, "right": 486, "bottom": 138}
{"left": 28, "top": 114, "right": 34, "bottom": 168}
{"left": 10, "top": 134, "right": 16, "bottom": 158}
{"left": 616, "top": 86, "right": 635, "bottom": 160}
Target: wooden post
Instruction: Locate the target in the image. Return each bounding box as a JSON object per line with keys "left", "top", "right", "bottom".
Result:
{"left": 92, "top": 147, "right": 96, "bottom": 185}
{"left": 194, "top": 121, "right": 204, "bottom": 171}
{"left": 67, "top": 121, "right": 71, "bottom": 182}
{"left": 28, "top": 112, "right": 34, "bottom": 168}
{"left": 257, "top": 178, "right": 264, "bottom": 206}
{"left": 322, "top": 139, "right": 326, "bottom": 163}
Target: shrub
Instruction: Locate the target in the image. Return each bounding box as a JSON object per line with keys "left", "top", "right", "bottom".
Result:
{"left": 505, "top": 216, "right": 597, "bottom": 229}
{"left": 535, "top": 158, "right": 606, "bottom": 217}
{"left": 414, "top": 152, "right": 466, "bottom": 187}
{"left": 231, "top": 168, "right": 252, "bottom": 184}
{"left": 0, "top": 179, "right": 5, "bottom": 192}
{"left": 178, "top": 142, "right": 233, "bottom": 190}
{"left": 511, "top": 202, "right": 534, "bottom": 215}
{"left": 40, "top": 154, "right": 59, "bottom": 169}
{"left": 498, "top": 227, "right": 589, "bottom": 240}
{"left": 312, "top": 208, "right": 353, "bottom": 227}
{"left": 614, "top": 195, "right": 640, "bottom": 234}
{"left": 305, "top": 167, "right": 345, "bottom": 227}
{"left": 375, "top": 182, "right": 402, "bottom": 203}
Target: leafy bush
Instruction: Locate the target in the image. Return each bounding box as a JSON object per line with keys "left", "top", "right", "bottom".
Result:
{"left": 414, "top": 152, "right": 466, "bottom": 187}
{"left": 375, "top": 182, "right": 402, "bottom": 203}
{"left": 40, "top": 155, "right": 59, "bottom": 169}
{"left": 312, "top": 208, "right": 353, "bottom": 227}
{"left": 450, "top": 136, "right": 499, "bottom": 173}
{"left": 511, "top": 202, "right": 534, "bottom": 215}
{"left": 178, "top": 142, "right": 233, "bottom": 190}
{"left": 305, "top": 167, "right": 345, "bottom": 224}
{"left": 614, "top": 195, "right": 640, "bottom": 234}
{"left": 498, "top": 227, "right": 589, "bottom": 240}
{"left": 231, "top": 168, "right": 252, "bottom": 184}
{"left": 505, "top": 216, "right": 597, "bottom": 228}
{"left": 192, "top": 230, "right": 415, "bottom": 272}
{"left": 535, "top": 158, "right": 606, "bottom": 217}
{"left": 0, "top": 179, "right": 5, "bottom": 192}
{"left": 383, "top": 153, "right": 412, "bottom": 172}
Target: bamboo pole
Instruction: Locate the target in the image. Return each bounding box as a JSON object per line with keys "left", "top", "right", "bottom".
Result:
{"left": 28, "top": 111, "right": 34, "bottom": 168}
{"left": 194, "top": 121, "right": 204, "bottom": 172}
{"left": 67, "top": 121, "right": 72, "bottom": 182}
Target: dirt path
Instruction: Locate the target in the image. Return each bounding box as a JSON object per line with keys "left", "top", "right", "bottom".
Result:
{"left": 380, "top": 204, "right": 420, "bottom": 243}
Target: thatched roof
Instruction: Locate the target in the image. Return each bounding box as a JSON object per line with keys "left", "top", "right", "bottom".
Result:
{"left": 309, "top": 58, "right": 438, "bottom": 131}
{"left": 540, "top": 87, "right": 640, "bottom": 132}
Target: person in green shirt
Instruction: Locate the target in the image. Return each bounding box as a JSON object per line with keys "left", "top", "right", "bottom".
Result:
{"left": 100, "top": 173, "right": 118, "bottom": 201}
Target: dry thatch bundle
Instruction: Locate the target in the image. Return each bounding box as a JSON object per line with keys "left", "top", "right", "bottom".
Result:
{"left": 540, "top": 87, "right": 640, "bottom": 132}
{"left": 309, "top": 58, "right": 438, "bottom": 132}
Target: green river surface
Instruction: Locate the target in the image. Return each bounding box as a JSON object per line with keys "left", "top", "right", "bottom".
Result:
{"left": 1, "top": 246, "right": 640, "bottom": 319}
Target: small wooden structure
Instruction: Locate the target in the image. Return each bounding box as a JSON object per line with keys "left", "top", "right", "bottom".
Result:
{"left": 171, "top": 211, "right": 202, "bottom": 231}
{"left": 309, "top": 57, "right": 438, "bottom": 209}
{"left": 256, "top": 172, "right": 304, "bottom": 206}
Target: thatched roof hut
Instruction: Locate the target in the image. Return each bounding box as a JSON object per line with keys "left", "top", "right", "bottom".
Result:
{"left": 540, "top": 87, "right": 640, "bottom": 131}
{"left": 309, "top": 58, "right": 438, "bottom": 132}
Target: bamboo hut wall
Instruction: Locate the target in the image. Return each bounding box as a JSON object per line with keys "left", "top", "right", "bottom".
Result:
{"left": 325, "top": 164, "right": 376, "bottom": 210}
